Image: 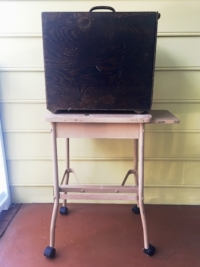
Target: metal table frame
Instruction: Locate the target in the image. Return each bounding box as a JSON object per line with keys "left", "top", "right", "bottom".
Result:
{"left": 44, "top": 110, "right": 179, "bottom": 258}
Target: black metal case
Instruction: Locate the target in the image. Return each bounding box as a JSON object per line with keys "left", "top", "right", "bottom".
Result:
{"left": 42, "top": 8, "right": 160, "bottom": 113}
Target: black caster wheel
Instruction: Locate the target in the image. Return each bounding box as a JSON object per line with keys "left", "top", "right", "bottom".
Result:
{"left": 60, "top": 206, "right": 68, "bottom": 215}
{"left": 132, "top": 205, "right": 140, "bottom": 214}
{"left": 44, "top": 246, "right": 56, "bottom": 259}
{"left": 143, "top": 244, "right": 156, "bottom": 256}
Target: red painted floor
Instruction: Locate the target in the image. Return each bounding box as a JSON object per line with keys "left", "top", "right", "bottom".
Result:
{"left": 0, "top": 203, "right": 200, "bottom": 267}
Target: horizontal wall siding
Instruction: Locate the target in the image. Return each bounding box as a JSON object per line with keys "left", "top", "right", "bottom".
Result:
{"left": 3, "top": 132, "right": 200, "bottom": 159}
{"left": 1, "top": 70, "right": 200, "bottom": 100}
{"left": 1, "top": 102, "right": 200, "bottom": 131}
{"left": 1, "top": 1, "right": 200, "bottom": 33}
{"left": 1, "top": 37, "right": 200, "bottom": 68}
{"left": 0, "top": 0, "right": 200, "bottom": 204}
{"left": 0, "top": 72, "right": 46, "bottom": 100}
{"left": 7, "top": 157, "right": 200, "bottom": 186}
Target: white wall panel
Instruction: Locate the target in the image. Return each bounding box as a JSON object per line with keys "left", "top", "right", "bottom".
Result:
{"left": 8, "top": 159, "right": 187, "bottom": 187}
{"left": 0, "top": 38, "right": 43, "bottom": 68}
{"left": 0, "top": 102, "right": 199, "bottom": 131}
{"left": 145, "top": 160, "right": 185, "bottom": 186}
{"left": 154, "top": 71, "right": 200, "bottom": 100}
{"left": 4, "top": 133, "right": 135, "bottom": 159}
{"left": 184, "top": 162, "right": 200, "bottom": 185}
{"left": 144, "top": 187, "right": 200, "bottom": 205}
{"left": 0, "top": 1, "right": 200, "bottom": 34}
{"left": 1, "top": 71, "right": 200, "bottom": 101}
{"left": 156, "top": 37, "right": 200, "bottom": 67}
{"left": 0, "top": 0, "right": 200, "bottom": 204}
{"left": 145, "top": 133, "right": 200, "bottom": 158}
{"left": 4, "top": 132, "right": 200, "bottom": 160}
{"left": 1, "top": 37, "right": 200, "bottom": 68}
{"left": 0, "top": 71, "right": 45, "bottom": 100}
{"left": 0, "top": 103, "right": 48, "bottom": 131}
{"left": 7, "top": 159, "right": 134, "bottom": 186}
{"left": 7, "top": 160, "right": 55, "bottom": 186}
{"left": 10, "top": 186, "right": 53, "bottom": 203}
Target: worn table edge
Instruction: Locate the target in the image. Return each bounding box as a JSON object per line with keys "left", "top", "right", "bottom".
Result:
{"left": 45, "top": 110, "right": 179, "bottom": 124}
{"left": 45, "top": 111, "right": 152, "bottom": 123}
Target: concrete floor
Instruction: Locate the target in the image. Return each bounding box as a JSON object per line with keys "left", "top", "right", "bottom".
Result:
{"left": 0, "top": 203, "right": 200, "bottom": 267}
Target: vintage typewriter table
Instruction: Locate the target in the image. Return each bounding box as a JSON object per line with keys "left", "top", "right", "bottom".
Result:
{"left": 44, "top": 110, "right": 179, "bottom": 259}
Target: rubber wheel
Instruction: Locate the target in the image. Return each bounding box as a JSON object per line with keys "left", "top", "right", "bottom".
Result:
{"left": 44, "top": 246, "right": 56, "bottom": 258}
{"left": 132, "top": 205, "right": 140, "bottom": 214}
{"left": 60, "top": 206, "right": 68, "bottom": 215}
{"left": 143, "top": 244, "right": 156, "bottom": 256}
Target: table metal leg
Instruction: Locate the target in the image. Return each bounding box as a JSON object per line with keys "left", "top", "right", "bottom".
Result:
{"left": 60, "top": 138, "right": 79, "bottom": 215}
{"left": 44, "top": 122, "right": 59, "bottom": 258}
{"left": 138, "top": 124, "right": 149, "bottom": 248}
{"left": 50, "top": 122, "right": 60, "bottom": 247}
{"left": 131, "top": 139, "right": 140, "bottom": 214}
{"left": 138, "top": 123, "right": 155, "bottom": 256}
{"left": 62, "top": 138, "right": 70, "bottom": 208}
{"left": 134, "top": 139, "right": 139, "bottom": 207}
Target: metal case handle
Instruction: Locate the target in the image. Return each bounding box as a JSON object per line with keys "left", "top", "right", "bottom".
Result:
{"left": 89, "top": 6, "right": 115, "bottom": 12}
